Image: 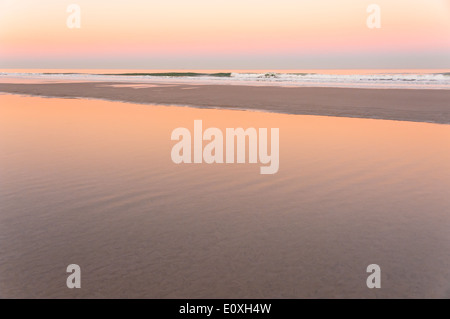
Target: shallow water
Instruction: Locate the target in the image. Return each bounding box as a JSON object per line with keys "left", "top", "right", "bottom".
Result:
{"left": 0, "top": 94, "right": 449, "bottom": 298}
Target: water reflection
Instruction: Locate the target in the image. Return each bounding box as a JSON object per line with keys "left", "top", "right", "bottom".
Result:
{"left": 0, "top": 94, "right": 449, "bottom": 298}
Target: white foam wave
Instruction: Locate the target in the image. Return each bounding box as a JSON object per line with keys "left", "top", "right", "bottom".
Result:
{"left": 2, "top": 71, "right": 450, "bottom": 89}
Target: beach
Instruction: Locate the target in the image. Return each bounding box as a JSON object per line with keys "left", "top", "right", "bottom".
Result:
{"left": 0, "top": 71, "right": 449, "bottom": 299}
{"left": 2, "top": 0, "right": 450, "bottom": 304}
{"left": 1, "top": 81, "right": 450, "bottom": 124}
{"left": 1, "top": 94, "right": 449, "bottom": 298}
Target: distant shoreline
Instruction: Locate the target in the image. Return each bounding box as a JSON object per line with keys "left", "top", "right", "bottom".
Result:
{"left": 2, "top": 70, "right": 450, "bottom": 90}
{"left": 1, "top": 81, "right": 450, "bottom": 124}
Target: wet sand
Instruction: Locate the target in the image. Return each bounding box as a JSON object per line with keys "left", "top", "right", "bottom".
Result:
{"left": 1, "top": 94, "right": 449, "bottom": 298}
{"left": 0, "top": 82, "right": 450, "bottom": 124}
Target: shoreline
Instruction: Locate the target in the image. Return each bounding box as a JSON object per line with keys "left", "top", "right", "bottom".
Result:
{"left": 1, "top": 81, "right": 450, "bottom": 124}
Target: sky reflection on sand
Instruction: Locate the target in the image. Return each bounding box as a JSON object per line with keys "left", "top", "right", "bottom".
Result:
{"left": 0, "top": 94, "right": 449, "bottom": 298}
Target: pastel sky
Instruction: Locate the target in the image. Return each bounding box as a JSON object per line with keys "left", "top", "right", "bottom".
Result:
{"left": 1, "top": 0, "right": 450, "bottom": 69}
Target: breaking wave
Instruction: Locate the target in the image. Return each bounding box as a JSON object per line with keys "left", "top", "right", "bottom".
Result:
{"left": 2, "top": 71, "right": 450, "bottom": 89}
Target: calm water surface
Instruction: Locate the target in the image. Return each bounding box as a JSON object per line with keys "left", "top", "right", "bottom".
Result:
{"left": 0, "top": 94, "right": 449, "bottom": 298}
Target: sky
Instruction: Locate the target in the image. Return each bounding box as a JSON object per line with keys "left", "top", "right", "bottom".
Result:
{"left": 0, "top": 0, "right": 450, "bottom": 69}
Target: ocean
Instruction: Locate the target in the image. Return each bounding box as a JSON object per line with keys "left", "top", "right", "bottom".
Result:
{"left": 2, "top": 69, "right": 450, "bottom": 89}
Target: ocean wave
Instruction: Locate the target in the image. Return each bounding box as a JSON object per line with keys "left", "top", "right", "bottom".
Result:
{"left": 102, "top": 72, "right": 232, "bottom": 77}
{"left": 2, "top": 71, "right": 450, "bottom": 89}
{"left": 229, "top": 72, "right": 450, "bottom": 82}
